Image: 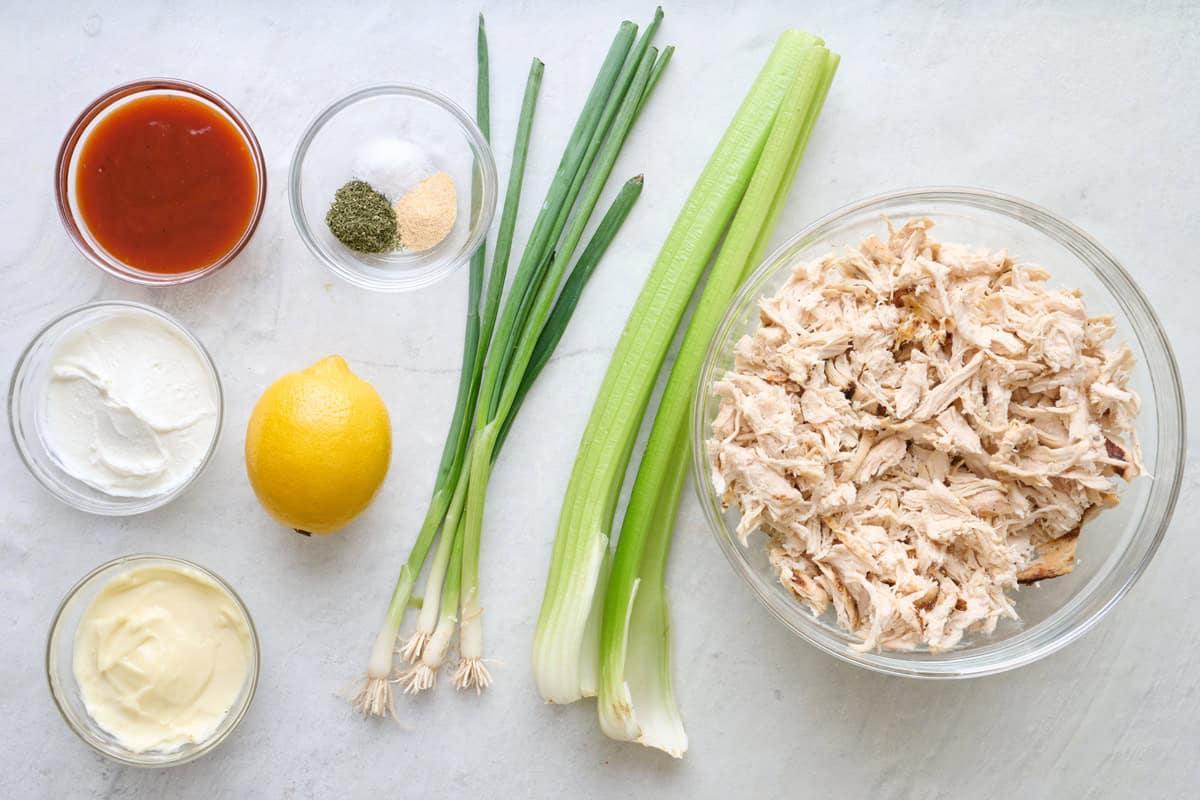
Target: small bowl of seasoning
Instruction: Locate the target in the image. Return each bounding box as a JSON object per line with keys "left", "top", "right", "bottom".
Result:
{"left": 289, "top": 84, "right": 498, "bottom": 292}
{"left": 47, "top": 554, "right": 259, "bottom": 766}
{"left": 8, "top": 301, "right": 223, "bottom": 515}
{"left": 56, "top": 78, "right": 267, "bottom": 285}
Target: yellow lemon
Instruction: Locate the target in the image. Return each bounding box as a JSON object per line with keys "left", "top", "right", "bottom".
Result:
{"left": 245, "top": 356, "right": 391, "bottom": 535}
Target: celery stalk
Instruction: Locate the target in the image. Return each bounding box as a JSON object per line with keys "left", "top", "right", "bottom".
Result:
{"left": 532, "top": 29, "right": 823, "bottom": 706}
{"left": 596, "top": 46, "right": 839, "bottom": 756}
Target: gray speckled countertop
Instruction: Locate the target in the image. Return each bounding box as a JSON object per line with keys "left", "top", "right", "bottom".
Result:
{"left": 3, "top": 1, "right": 1198, "bottom": 797}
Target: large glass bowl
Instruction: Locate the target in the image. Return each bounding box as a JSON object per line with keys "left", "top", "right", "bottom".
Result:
{"left": 46, "top": 554, "right": 260, "bottom": 767}
{"left": 691, "top": 187, "right": 1185, "bottom": 678}
{"left": 289, "top": 84, "right": 497, "bottom": 292}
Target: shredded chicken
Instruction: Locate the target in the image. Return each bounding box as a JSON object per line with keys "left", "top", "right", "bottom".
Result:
{"left": 707, "top": 219, "right": 1142, "bottom": 651}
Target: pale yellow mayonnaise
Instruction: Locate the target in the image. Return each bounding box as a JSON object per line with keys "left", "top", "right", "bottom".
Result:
{"left": 73, "top": 564, "right": 253, "bottom": 753}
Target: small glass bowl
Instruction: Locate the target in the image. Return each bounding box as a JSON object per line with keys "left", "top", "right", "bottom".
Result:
{"left": 8, "top": 301, "right": 224, "bottom": 515}
{"left": 55, "top": 78, "right": 267, "bottom": 286}
{"left": 289, "top": 84, "right": 497, "bottom": 292}
{"left": 692, "top": 187, "right": 1185, "bottom": 678}
{"left": 47, "top": 554, "right": 259, "bottom": 767}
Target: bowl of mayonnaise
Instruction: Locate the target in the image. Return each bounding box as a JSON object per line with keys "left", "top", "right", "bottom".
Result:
{"left": 9, "top": 301, "right": 223, "bottom": 515}
{"left": 46, "top": 554, "right": 259, "bottom": 766}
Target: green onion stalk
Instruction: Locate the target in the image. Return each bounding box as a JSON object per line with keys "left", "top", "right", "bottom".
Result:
{"left": 455, "top": 22, "right": 664, "bottom": 692}
{"left": 397, "top": 57, "right": 545, "bottom": 672}
{"left": 351, "top": 15, "right": 493, "bottom": 719}
{"left": 401, "top": 513, "right": 467, "bottom": 693}
{"left": 404, "top": 175, "right": 644, "bottom": 694}
{"left": 354, "top": 11, "right": 668, "bottom": 712}
{"left": 495, "top": 9, "right": 662, "bottom": 393}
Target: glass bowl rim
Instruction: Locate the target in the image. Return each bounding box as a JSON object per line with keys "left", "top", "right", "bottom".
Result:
{"left": 8, "top": 300, "right": 225, "bottom": 516}
{"left": 690, "top": 185, "right": 1186, "bottom": 678}
{"left": 45, "top": 552, "right": 261, "bottom": 767}
{"left": 288, "top": 82, "right": 498, "bottom": 293}
{"left": 54, "top": 76, "right": 268, "bottom": 287}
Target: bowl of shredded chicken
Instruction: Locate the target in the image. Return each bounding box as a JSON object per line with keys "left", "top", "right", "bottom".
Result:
{"left": 694, "top": 189, "right": 1184, "bottom": 677}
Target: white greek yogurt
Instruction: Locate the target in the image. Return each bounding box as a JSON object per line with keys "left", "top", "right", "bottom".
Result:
{"left": 41, "top": 310, "right": 218, "bottom": 498}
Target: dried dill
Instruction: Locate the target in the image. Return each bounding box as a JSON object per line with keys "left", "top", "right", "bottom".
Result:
{"left": 325, "top": 180, "right": 397, "bottom": 253}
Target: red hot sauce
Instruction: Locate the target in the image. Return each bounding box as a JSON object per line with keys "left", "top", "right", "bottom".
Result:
{"left": 75, "top": 93, "right": 259, "bottom": 275}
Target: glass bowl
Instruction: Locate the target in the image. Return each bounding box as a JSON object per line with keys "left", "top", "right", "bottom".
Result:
{"left": 55, "top": 78, "right": 267, "bottom": 286}
{"left": 8, "top": 301, "right": 224, "bottom": 516}
{"left": 692, "top": 187, "right": 1185, "bottom": 678}
{"left": 289, "top": 84, "right": 497, "bottom": 292}
{"left": 46, "top": 554, "right": 259, "bottom": 767}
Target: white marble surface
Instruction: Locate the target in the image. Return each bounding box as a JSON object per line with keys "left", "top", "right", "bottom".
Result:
{"left": 3, "top": 1, "right": 1198, "bottom": 797}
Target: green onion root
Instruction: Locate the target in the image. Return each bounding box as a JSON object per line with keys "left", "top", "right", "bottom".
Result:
{"left": 398, "top": 478, "right": 470, "bottom": 663}
{"left": 400, "top": 514, "right": 466, "bottom": 695}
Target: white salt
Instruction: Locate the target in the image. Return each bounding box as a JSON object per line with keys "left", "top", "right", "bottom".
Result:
{"left": 351, "top": 138, "right": 437, "bottom": 201}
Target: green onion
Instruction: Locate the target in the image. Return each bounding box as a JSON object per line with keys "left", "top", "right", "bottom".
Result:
{"left": 355, "top": 12, "right": 669, "bottom": 711}
{"left": 476, "top": 57, "right": 545, "bottom": 419}
{"left": 411, "top": 175, "right": 644, "bottom": 686}
{"left": 497, "top": 175, "right": 644, "bottom": 450}
{"left": 397, "top": 468, "right": 469, "bottom": 666}
{"left": 351, "top": 15, "right": 494, "bottom": 719}
{"left": 400, "top": 514, "right": 466, "bottom": 693}
{"left": 597, "top": 43, "right": 839, "bottom": 757}
{"left": 538, "top": 7, "right": 662, "bottom": 289}
{"left": 490, "top": 22, "right": 638, "bottom": 408}
{"left": 637, "top": 45, "right": 674, "bottom": 114}
{"left": 456, "top": 27, "right": 665, "bottom": 691}
{"left": 396, "top": 58, "right": 544, "bottom": 675}
{"left": 532, "top": 29, "right": 823, "bottom": 706}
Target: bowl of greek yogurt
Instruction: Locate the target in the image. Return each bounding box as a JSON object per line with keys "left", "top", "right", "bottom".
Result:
{"left": 8, "top": 301, "right": 223, "bottom": 515}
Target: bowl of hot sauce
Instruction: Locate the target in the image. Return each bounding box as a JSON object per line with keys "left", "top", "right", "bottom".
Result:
{"left": 55, "top": 78, "right": 266, "bottom": 285}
